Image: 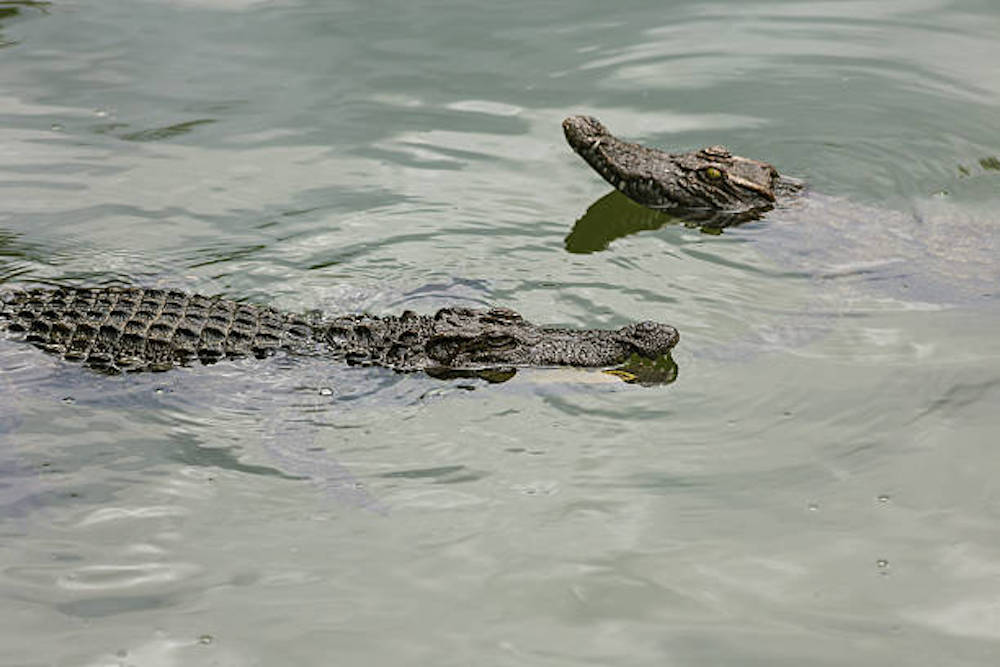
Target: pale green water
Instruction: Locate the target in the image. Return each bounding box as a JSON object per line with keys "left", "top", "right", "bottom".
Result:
{"left": 2, "top": 1, "right": 1000, "bottom": 665}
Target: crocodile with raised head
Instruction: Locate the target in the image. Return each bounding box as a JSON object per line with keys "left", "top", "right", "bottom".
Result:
{"left": 562, "top": 115, "right": 803, "bottom": 223}
{"left": 0, "top": 287, "right": 678, "bottom": 378}
{"left": 563, "top": 114, "right": 998, "bottom": 303}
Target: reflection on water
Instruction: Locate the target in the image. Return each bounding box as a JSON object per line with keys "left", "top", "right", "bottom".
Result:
{"left": 565, "top": 190, "right": 765, "bottom": 253}
{"left": 605, "top": 351, "right": 678, "bottom": 386}
{"left": 424, "top": 365, "right": 519, "bottom": 384}
{"left": 424, "top": 352, "right": 678, "bottom": 386}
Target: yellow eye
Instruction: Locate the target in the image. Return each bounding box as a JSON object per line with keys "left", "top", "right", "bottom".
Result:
{"left": 704, "top": 167, "right": 723, "bottom": 180}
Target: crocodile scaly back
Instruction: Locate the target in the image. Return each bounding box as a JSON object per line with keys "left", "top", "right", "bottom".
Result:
{"left": 0, "top": 287, "right": 313, "bottom": 373}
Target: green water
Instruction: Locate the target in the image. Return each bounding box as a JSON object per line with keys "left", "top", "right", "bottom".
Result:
{"left": 2, "top": 1, "right": 1000, "bottom": 664}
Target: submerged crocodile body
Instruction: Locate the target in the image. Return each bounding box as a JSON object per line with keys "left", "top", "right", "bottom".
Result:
{"left": 0, "top": 287, "right": 678, "bottom": 376}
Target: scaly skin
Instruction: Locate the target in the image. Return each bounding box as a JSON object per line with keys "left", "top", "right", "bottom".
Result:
{"left": 563, "top": 115, "right": 801, "bottom": 214}
{"left": 0, "top": 287, "right": 679, "bottom": 375}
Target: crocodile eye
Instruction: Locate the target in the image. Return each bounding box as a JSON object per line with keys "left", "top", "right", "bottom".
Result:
{"left": 486, "top": 334, "right": 515, "bottom": 348}
{"left": 704, "top": 167, "right": 723, "bottom": 181}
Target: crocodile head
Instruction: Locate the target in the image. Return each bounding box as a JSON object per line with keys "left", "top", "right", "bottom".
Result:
{"left": 563, "top": 115, "right": 796, "bottom": 214}
{"left": 421, "top": 307, "right": 678, "bottom": 370}
{"left": 326, "top": 307, "right": 678, "bottom": 373}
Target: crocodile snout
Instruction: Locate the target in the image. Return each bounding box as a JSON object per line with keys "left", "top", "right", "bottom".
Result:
{"left": 562, "top": 115, "right": 609, "bottom": 149}
{"left": 616, "top": 321, "right": 679, "bottom": 358}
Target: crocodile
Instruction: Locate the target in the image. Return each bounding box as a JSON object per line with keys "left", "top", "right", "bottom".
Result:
{"left": 562, "top": 115, "right": 803, "bottom": 224}
{"left": 563, "top": 115, "right": 998, "bottom": 303}
{"left": 0, "top": 286, "right": 679, "bottom": 378}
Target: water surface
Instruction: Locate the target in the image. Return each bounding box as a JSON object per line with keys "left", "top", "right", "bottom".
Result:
{"left": 2, "top": 1, "right": 1000, "bottom": 664}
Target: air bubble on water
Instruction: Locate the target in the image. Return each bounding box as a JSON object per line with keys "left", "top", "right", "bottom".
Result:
{"left": 61, "top": 396, "right": 75, "bottom": 404}
{"left": 877, "top": 494, "right": 890, "bottom": 503}
{"left": 876, "top": 559, "right": 889, "bottom": 574}
{"left": 198, "top": 634, "right": 213, "bottom": 645}
{"left": 50, "top": 123, "right": 64, "bottom": 132}
{"left": 807, "top": 502, "right": 819, "bottom": 512}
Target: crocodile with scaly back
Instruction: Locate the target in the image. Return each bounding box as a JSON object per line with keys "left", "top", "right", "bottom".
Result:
{"left": 0, "top": 287, "right": 678, "bottom": 377}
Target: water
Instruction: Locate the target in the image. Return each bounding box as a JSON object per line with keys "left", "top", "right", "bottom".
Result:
{"left": 2, "top": 0, "right": 1000, "bottom": 664}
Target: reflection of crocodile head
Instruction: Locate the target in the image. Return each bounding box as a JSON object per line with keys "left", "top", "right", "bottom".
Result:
{"left": 563, "top": 115, "right": 801, "bottom": 215}
{"left": 564, "top": 191, "right": 767, "bottom": 253}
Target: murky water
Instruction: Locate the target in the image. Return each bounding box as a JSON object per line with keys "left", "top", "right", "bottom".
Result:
{"left": 2, "top": 1, "right": 1000, "bottom": 664}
